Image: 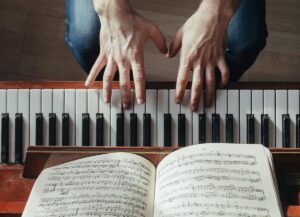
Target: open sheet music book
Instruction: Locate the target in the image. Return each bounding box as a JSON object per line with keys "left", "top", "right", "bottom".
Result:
{"left": 22, "top": 143, "right": 283, "bottom": 217}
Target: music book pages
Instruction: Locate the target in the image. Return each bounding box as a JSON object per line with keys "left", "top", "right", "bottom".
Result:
{"left": 22, "top": 153, "right": 156, "bottom": 217}
{"left": 153, "top": 143, "right": 283, "bottom": 217}
{"left": 22, "top": 144, "right": 283, "bottom": 217}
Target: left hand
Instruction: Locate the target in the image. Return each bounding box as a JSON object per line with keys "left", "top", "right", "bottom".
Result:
{"left": 168, "top": 0, "right": 239, "bottom": 110}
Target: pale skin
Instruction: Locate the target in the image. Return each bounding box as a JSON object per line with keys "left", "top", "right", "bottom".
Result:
{"left": 85, "top": 0, "right": 240, "bottom": 111}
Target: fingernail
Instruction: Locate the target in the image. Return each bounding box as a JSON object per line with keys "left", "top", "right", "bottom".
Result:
{"left": 104, "top": 96, "right": 109, "bottom": 103}
{"left": 191, "top": 105, "right": 197, "bottom": 112}
{"left": 137, "top": 98, "right": 144, "bottom": 104}
{"left": 85, "top": 81, "right": 90, "bottom": 87}
{"left": 123, "top": 103, "right": 129, "bottom": 109}
{"left": 175, "top": 98, "right": 181, "bottom": 104}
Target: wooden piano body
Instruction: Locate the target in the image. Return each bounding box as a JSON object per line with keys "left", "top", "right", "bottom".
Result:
{"left": 1, "top": 81, "right": 300, "bottom": 216}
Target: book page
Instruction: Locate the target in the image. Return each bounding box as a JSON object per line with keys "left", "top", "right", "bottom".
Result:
{"left": 22, "top": 152, "right": 156, "bottom": 217}
{"left": 154, "top": 143, "right": 283, "bottom": 217}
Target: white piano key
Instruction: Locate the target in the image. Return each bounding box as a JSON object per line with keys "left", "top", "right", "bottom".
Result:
{"left": 145, "top": 89, "right": 157, "bottom": 146}
{"left": 88, "top": 89, "right": 99, "bottom": 146}
{"left": 0, "top": 90, "right": 7, "bottom": 163}
{"left": 18, "top": 89, "right": 29, "bottom": 162}
{"left": 205, "top": 91, "right": 216, "bottom": 143}
{"left": 264, "top": 90, "right": 275, "bottom": 147}
{"left": 276, "top": 90, "right": 288, "bottom": 147}
{"left": 53, "top": 90, "right": 64, "bottom": 146}
{"left": 181, "top": 90, "right": 192, "bottom": 146}
{"left": 288, "top": 90, "right": 299, "bottom": 148}
{"left": 192, "top": 91, "right": 204, "bottom": 144}
{"left": 252, "top": 90, "right": 263, "bottom": 144}
{"left": 42, "top": 89, "right": 53, "bottom": 146}
{"left": 157, "top": 90, "right": 169, "bottom": 147}
{"left": 169, "top": 89, "right": 180, "bottom": 146}
{"left": 0, "top": 90, "right": 6, "bottom": 163}
{"left": 99, "top": 90, "right": 111, "bottom": 146}
{"left": 228, "top": 90, "right": 239, "bottom": 143}
{"left": 123, "top": 90, "right": 133, "bottom": 146}
{"left": 30, "top": 89, "right": 41, "bottom": 146}
{"left": 216, "top": 90, "right": 227, "bottom": 143}
{"left": 64, "top": 89, "right": 75, "bottom": 145}
{"left": 111, "top": 90, "right": 122, "bottom": 146}
{"left": 75, "top": 89, "right": 87, "bottom": 146}
{"left": 133, "top": 91, "right": 145, "bottom": 147}
{"left": 7, "top": 89, "right": 18, "bottom": 163}
{"left": 240, "top": 90, "right": 251, "bottom": 144}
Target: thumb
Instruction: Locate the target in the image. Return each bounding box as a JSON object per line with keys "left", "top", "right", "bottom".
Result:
{"left": 148, "top": 24, "right": 168, "bottom": 54}
{"left": 168, "top": 27, "right": 183, "bottom": 58}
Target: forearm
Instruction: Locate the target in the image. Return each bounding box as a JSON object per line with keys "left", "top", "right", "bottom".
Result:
{"left": 198, "top": 0, "right": 240, "bottom": 21}
{"left": 93, "top": 0, "right": 133, "bottom": 18}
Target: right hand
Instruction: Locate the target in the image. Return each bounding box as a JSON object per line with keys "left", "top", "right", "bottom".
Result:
{"left": 85, "top": 0, "right": 167, "bottom": 108}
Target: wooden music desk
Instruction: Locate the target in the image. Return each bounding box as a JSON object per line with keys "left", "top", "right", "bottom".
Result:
{"left": 1, "top": 146, "right": 300, "bottom": 217}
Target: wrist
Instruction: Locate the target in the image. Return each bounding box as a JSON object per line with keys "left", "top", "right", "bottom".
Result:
{"left": 199, "top": 0, "right": 240, "bottom": 21}
{"left": 93, "top": 0, "right": 133, "bottom": 18}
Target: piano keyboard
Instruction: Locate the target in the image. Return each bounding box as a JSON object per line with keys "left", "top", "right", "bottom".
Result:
{"left": 1, "top": 82, "right": 300, "bottom": 163}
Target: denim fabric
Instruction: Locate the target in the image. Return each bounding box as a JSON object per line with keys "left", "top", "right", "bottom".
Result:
{"left": 65, "top": 0, "right": 268, "bottom": 81}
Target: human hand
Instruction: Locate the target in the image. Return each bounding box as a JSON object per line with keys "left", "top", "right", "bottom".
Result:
{"left": 85, "top": 0, "right": 167, "bottom": 108}
{"left": 168, "top": 0, "right": 239, "bottom": 110}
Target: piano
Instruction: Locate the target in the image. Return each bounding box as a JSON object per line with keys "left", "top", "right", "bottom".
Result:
{"left": 1, "top": 81, "right": 300, "bottom": 217}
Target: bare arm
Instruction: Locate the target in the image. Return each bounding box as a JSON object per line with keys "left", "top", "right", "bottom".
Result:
{"left": 86, "top": 0, "right": 167, "bottom": 108}
{"left": 169, "top": 0, "right": 240, "bottom": 110}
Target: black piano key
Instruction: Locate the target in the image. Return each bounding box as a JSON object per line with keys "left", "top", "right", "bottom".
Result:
{"left": 282, "top": 114, "right": 290, "bottom": 147}
{"left": 164, "top": 114, "right": 171, "bottom": 147}
{"left": 261, "top": 114, "right": 269, "bottom": 147}
{"left": 36, "top": 113, "right": 43, "bottom": 146}
{"left": 178, "top": 114, "right": 186, "bottom": 147}
{"left": 247, "top": 114, "right": 255, "bottom": 144}
{"left": 212, "top": 114, "right": 220, "bottom": 143}
{"left": 62, "top": 113, "right": 70, "bottom": 146}
{"left": 226, "top": 114, "right": 233, "bottom": 143}
{"left": 15, "top": 113, "right": 23, "bottom": 163}
{"left": 130, "top": 113, "right": 137, "bottom": 146}
{"left": 116, "top": 113, "right": 124, "bottom": 146}
{"left": 198, "top": 114, "right": 206, "bottom": 144}
{"left": 297, "top": 114, "right": 300, "bottom": 148}
{"left": 49, "top": 113, "right": 56, "bottom": 146}
{"left": 82, "top": 113, "right": 90, "bottom": 146}
{"left": 96, "top": 113, "right": 104, "bottom": 146}
{"left": 143, "top": 114, "right": 151, "bottom": 146}
{"left": 1, "top": 114, "right": 9, "bottom": 163}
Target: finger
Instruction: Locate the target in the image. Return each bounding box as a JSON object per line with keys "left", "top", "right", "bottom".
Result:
{"left": 168, "top": 27, "right": 183, "bottom": 58}
{"left": 102, "top": 59, "right": 117, "bottom": 103}
{"left": 131, "top": 54, "right": 146, "bottom": 104}
{"left": 85, "top": 53, "right": 106, "bottom": 87}
{"left": 148, "top": 24, "right": 168, "bottom": 54}
{"left": 118, "top": 64, "right": 131, "bottom": 109}
{"left": 176, "top": 63, "right": 191, "bottom": 104}
{"left": 190, "top": 64, "right": 203, "bottom": 111}
{"left": 217, "top": 56, "right": 230, "bottom": 88}
{"left": 205, "top": 63, "right": 215, "bottom": 107}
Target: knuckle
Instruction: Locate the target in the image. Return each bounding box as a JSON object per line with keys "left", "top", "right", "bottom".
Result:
{"left": 193, "top": 80, "right": 202, "bottom": 88}
{"left": 178, "top": 78, "right": 187, "bottom": 87}
{"left": 120, "top": 82, "right": 129, "bottom": 91}
{"left": 131, "top": 50, "right": 140, "bottom": 61}
{"left": 206, "top": 77, "right": 215, "bottom": 86}
{"left": 103, "top": 74, "right": 112, "bottom": 82}
{"left": 134, "top": 74, "right": 144, "bottom": 83}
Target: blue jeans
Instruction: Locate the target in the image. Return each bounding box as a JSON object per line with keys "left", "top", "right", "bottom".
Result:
{"left": 65, "top": 0, "right": 268, "bottom": 81}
